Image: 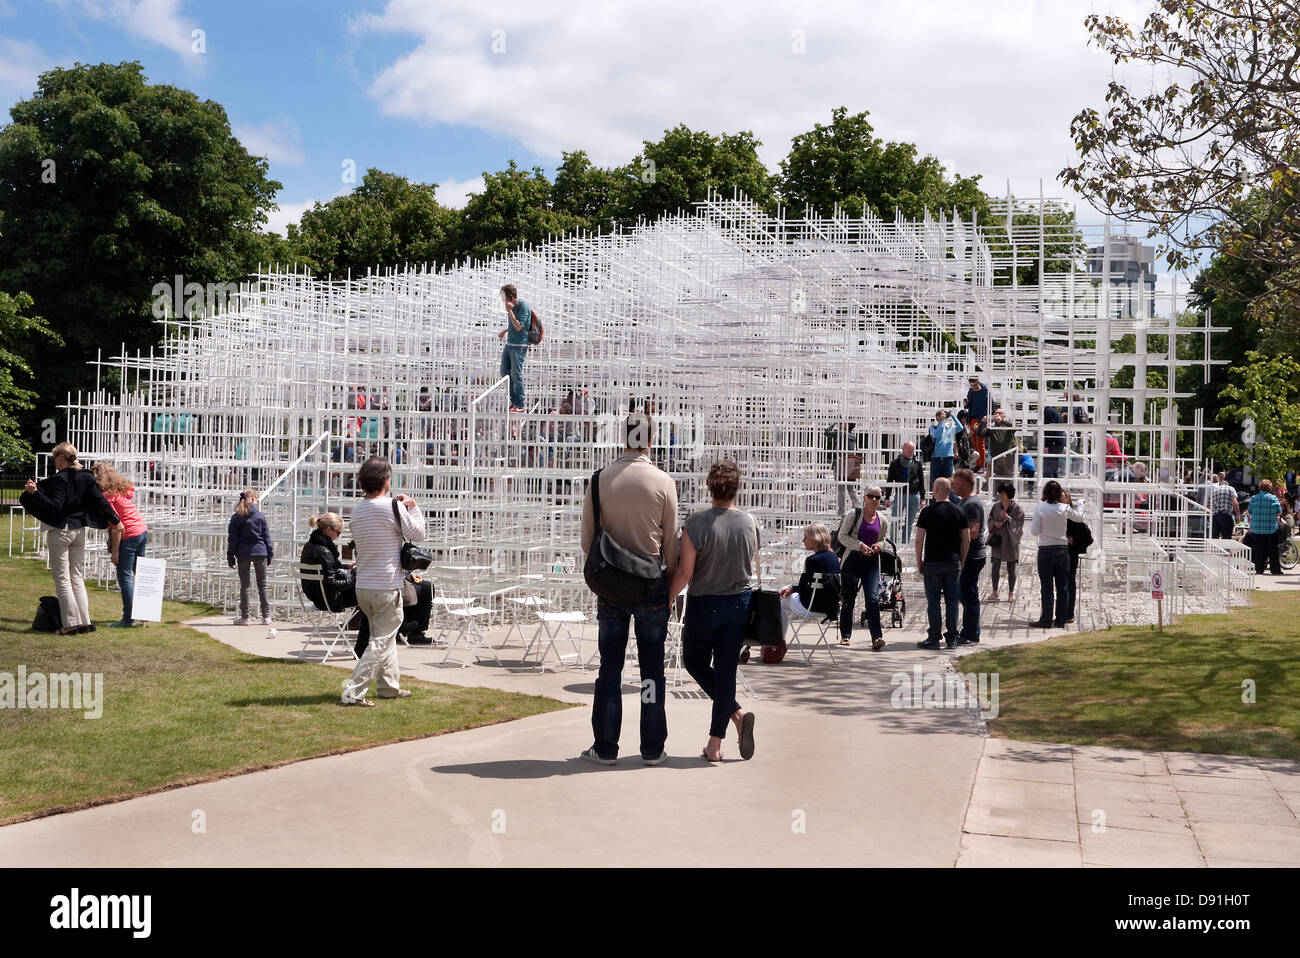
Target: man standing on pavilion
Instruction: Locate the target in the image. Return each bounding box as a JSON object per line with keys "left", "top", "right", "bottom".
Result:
{"left": 497, "top": 284, "right": 531, "bottom": 413}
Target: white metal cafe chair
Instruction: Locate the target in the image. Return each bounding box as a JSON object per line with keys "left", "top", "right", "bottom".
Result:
{"left": 784, "top": 573, "right": 839, "bottom": 667}
{"left": 295, "top": 563, "right": 359, "bottom": 663}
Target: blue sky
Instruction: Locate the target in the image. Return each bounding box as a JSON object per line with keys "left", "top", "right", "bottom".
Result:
{"left": 1, "top": 0, "right": 1181, "bottom": 275}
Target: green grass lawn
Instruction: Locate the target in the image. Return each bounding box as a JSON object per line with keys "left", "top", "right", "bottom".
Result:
{"left": 0, "top": 546, "right": 572, "bottom": 825}
{"left": 960, "top": 589, "right": 1300, "bottom": 759}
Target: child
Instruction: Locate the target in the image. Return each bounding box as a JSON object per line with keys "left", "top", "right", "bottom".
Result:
{"left": 227, "top": 488, "right": 274, "bottom": 625}
{"left": 92, "top": 461, "right": 150, "bottom": 627}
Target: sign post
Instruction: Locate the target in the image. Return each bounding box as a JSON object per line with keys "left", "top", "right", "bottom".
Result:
{"left": 1150, "top": 570, "right": 1164, "bottom": 631}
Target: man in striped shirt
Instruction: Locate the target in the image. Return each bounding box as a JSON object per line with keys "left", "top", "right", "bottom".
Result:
{"left": 1248, "top": 480, "right": 1284, "bottom": 575}
{"left": 1210, "top": 473, "right": 1240, "bottom": 540}
{"left": 341, "top": 457, "right": 427, "bottom": 706}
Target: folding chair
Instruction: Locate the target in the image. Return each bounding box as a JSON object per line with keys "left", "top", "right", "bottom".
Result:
{"left": 441, "top": 605, "right": 502, "bottom": 668}
{"left": 295, "top": 563, "right": 359, "bottom": 663}
{"left": 522, "top": 610, "right": 586, "bottom": 672}
{"left": 502, "top": 574, "right": 551, "bottom": 651}
{"left": 785, "top": 573, "right": 839, "bottom": 666}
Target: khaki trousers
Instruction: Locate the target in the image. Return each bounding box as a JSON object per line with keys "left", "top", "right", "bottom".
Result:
{"left": 342, "top": 588, "right": 404, "bottom": 702}
{"left": 46, "top": 525, "right": 91, "bottom": 629}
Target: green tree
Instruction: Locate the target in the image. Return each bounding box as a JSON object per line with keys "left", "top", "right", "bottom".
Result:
{"left": 779, "top": 107, "right": 988, "bottom": 221}
{"left": 0, "top": 61, "right": 281, "bottom": 441}
{"left": 286, "top": 169, "right": 456, "bottom": 276}
{"left": 451, "top": 161, "right": 585, "bottom": 263}
{"left": 1207, "top": 350, "right": 1300, "bottom": 479}
{"left": 0, "top": 290, "right": 61, "bottom": 464}
{"left": 620, "top": 124, "right": 776, "bottom": 223}
{"left": 551, "top": 150, "right": 624, "bottom": 233}
{"left": 1062, "top": 1, "right": 1300, "bottom": 317}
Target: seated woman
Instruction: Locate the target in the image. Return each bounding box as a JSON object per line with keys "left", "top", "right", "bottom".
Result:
{"left": 299, "top": 513, "right": 434, "bottom": 651}
{"left": 778, "top": 522, "right": 841, "bottom": 637}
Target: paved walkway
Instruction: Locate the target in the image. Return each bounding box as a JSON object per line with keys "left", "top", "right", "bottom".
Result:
{"left": 1, "top": 571, "right": 1295, "bottom": 866}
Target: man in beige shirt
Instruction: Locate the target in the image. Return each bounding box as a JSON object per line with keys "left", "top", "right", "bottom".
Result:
{"left": 578, "top": 412, "right": 678, "bottom": 767}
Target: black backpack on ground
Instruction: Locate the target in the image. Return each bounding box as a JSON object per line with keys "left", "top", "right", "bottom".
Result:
{"left": 33, "top": 596, "right": 62, "bottom": 632}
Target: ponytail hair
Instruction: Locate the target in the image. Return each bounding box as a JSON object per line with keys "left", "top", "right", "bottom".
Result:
{"left": 309, "top": 512, "right": 342, "bottom": 533}
{"left": 236, "top": 488, "right": 256, "bottom": 516}
{"left": 51, "top": 441, "right": 82, "bottom": 471}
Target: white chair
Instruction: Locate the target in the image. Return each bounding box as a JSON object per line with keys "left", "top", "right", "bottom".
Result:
{"left": 785, "top": 573, "right": 839, "bottom": 666}
{"left": 501, "top": 575, "right": 552, "bottom": 651}
{"left": 295, "top": 563, "right": 359, "bottom": 663}
{"left": 522, "top": 610, "right": 586, "bottom": 672}
{"left": 441, "top": 605, "right": 501, "bottom": 668}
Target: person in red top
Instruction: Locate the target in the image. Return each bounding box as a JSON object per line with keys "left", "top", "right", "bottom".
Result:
{"left": 1104, "top": 433, "right": 1125, "bottom": 478}
{"left": 92, "top": 462, "right": 150, "bottom": 627}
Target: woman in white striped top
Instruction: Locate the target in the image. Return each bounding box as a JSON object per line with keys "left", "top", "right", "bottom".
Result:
{"left": 1028, "top": 480, "right": 1085, "bottom": 628}
{"left": 341, "top": 456, "right": 426, "bottom": 706}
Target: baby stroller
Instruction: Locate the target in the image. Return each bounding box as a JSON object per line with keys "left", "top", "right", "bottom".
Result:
{"left": 860, "top": 537, "right": 906, "bottom": 629}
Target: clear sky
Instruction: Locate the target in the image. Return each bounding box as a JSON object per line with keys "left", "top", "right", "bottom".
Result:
{"left": 2, "top": 0, "right": 1181, "bottom": 285}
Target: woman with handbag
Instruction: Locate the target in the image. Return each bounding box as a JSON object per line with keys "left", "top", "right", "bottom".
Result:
{"left": 987, "top": 481, "right": 1025, "bottom": 603}
{"left": 668, "top": 460, "right": 757, "bottom": 762}
{"left": 837, "top": 486, "right": 889, "bottom": 650}
{"left": 19, "top": 442, "right": 122, "bottom": 634}
{"left": 341, "top": 457, "right": 426, "bottom": 706}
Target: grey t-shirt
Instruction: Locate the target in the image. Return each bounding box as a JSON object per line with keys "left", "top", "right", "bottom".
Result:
{"left": 960, "top": 496, "right": 987, "bottom": 560}
{"left": 683, "top": 507, "right": 757, "bottom": 596}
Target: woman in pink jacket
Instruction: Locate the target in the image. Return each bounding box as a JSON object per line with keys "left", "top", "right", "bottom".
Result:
{"left": 92, "top": 462, "right": 150, "bottom": 627}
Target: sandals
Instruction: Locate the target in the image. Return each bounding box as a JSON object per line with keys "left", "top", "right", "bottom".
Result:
{"left": 342, "top": 696, "right": 375, "bottom": 708}
{"left": 840, "top": 638, "right": 851, "bottom": 646}
{"left": 701, "top": 750, "right": 723, "bottom": 762}
{"left": 378, "top": 689, "right": 412, "bottom": 699}
{"left": 738, "top": 712, "right": 755, "bottom": 760}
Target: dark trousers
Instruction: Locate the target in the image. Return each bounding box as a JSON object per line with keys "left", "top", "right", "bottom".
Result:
{"left": 1064, "top": 550, "right": 1081, "bottom": 619}
{"left": 930, "top": 457, "right": 954, "bottom": 482}
{"left": 591, "top": 576, "right": 670, "bottom": 760}
{"left": 959, "top": 555, "right": 985, "bottom": 642}
{"left": 1043, "top": 447, "right": 1065, "bottom": 479}
{"left": 1250, "top": 533, "right": 1282, "bottom": 575}
{"left": 1211, "top": 512, "right": 1235, "bottom": 539}
{"left": 1037, "top": 546, "right": 1070, "bottom": 624}
{"left": 922, "top": 561, "right": 960, "bottom": 644}
{"left": 682, "top": 590, "right": 751, "bottom": 739}
{"left": 353, "top": 580, "right": 434, "bottom": 656}
{"left": 839, "top": 554, "right": 881, "bottom": 640}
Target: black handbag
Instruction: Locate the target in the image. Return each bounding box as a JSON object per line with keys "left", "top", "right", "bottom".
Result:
{"left": 743, "top": 518, "right": 784, "bottom": 647}
{"left": 392, "top": 499, "right": 432, "bottom": 571}
{"left": 582, "top": 469, "right": 662, "bottom": 607}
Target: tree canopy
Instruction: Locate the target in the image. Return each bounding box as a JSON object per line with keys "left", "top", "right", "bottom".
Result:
{"left": 0, "top": 289, "right": 60, "bottom": 464}
{"left": 0, "top": 60, "right": 281, "bottom": 440}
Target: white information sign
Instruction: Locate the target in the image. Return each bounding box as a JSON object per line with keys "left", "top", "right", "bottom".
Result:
{"left": 132, "top": 556, "right": 167, "bottom": 622}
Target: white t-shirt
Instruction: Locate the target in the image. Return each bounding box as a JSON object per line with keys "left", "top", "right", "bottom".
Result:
{"left": 349, "top": 496, "right": 427, "bottom": 590}
{"left": 1029, "top": 501, "right": 1085, "bottom": 548}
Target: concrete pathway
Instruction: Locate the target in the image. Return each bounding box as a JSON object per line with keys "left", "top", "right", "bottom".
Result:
{"left": 2, "top": 570, "right": 1295, "bottom": 866}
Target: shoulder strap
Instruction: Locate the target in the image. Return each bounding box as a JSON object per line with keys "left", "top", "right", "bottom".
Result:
{"left": 752, "top": 513, "right": 762, "bottom": 587}
{"left": 590, "top": 469, "right": 603, "bottom": 531}
{"left": 391, "top": 498, "right": 410, "bottom": 545}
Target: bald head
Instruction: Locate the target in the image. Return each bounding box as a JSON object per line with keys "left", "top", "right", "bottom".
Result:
{"left": 902, "top": 440, "right": 916, "bottom": 457}
{"left": 932, "top": 477, "right": 952, "bottom": 501}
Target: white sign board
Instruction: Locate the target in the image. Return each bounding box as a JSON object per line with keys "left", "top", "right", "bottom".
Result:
{"left": 132, "top": 556, "right": 167, "bottom": 622}
{"left": 1150, "top": 570, "right": 1164, "bottom": 601}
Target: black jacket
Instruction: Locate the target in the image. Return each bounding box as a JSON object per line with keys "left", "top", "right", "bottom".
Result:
{"left": 299, "top": 528, "right": 353, "bottom": 610}
{"left": 19, "top": 468, "right": 120, "bottom": 530}
{"left": 887, "top": 454, "right": 925, "bottom": 495}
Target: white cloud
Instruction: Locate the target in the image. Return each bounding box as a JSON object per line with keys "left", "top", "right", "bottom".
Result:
{"left": 435, "top": 175, "right": 483, "bottom": 209}
{"left": 356, "top": 0, "right": 1153, "bottom": 211}
{"left": 48, "top": 0, "right": 202, "bottom": 62}
{"left": 234, "top": 119, "right": 306, "bottom": 166}
{"left": 0, "top": 37, "right": 54, "bottom": 108}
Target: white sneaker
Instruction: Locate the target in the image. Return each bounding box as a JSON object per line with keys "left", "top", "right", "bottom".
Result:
{"left": 579, "top": 747, "right": 616, "bottom": 766}
{"left": 233, "top": 618, "right": 250, "bottom": 626}
{"left": 262, "top": 617, "right": 273, "bottom": 626}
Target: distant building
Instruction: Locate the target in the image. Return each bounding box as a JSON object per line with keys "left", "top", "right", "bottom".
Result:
{"left": 1088, "top": 235, "right": 1156, "bottom": 318}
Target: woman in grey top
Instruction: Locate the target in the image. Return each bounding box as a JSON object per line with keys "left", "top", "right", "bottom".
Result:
{"left": 669, "top": 460, "right": 757, "bottom": 763}
{"left": 987, "top": 481, "right": 1025, "bottom": 603}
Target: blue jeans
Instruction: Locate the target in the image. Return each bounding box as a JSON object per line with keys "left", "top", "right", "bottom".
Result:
{"left": 891, "top": 492, "right": 921, "bottom": 543}
{"left": 116, "top": 530, "right": 149, "bottom": 623}
{"left": 931, "top": 457, "right": 954, "bottom": 482}
{"left": 840, "top": 554, "right": 882, "bottom": 640}
{"left": 959, "top": 555, "right": 985, "bottom": 643}
{"left": 592, "top": 576, "right": 669, "bottom": 760}
{"left": 1037, "top": 546, "right": 1070, "bottom": 624}
{"left": 922, "top": 561, "right": 960, "bottom": 644}
{"left": 499, "top": 343, "right": 527, "bottom": 409}
{"left": 682, "top": 589, "right": 751, "bottom": 739}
